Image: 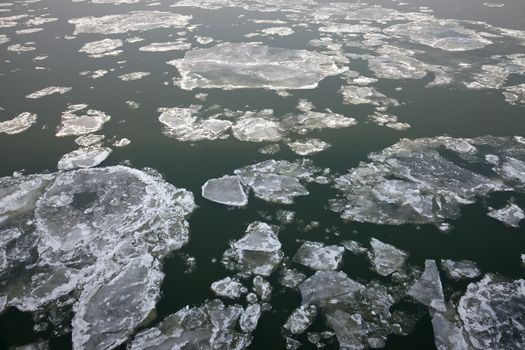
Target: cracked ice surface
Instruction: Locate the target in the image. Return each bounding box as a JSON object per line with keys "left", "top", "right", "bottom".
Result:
{"left": 129, "top": 299, "right": 252, "bottom": 349}
{"left": 331, "top": 136, "right": 525, "bottom": 226}
{"left": 458, "top": 275, "right": 525, "bottom": 349}
{"left": 0, "top": 166, "right": 195, "bottom": 350}
{"left": 69, "top": 11, "right": 192, "bottom": 35}
{"left": 26, "top": 87, "right": 71, "bottom": 99}
{"left": 173, "top": 42, "right": 347, "bottom": 90}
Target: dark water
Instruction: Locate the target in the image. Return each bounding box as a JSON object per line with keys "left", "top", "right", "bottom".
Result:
{"left": 1, "top": 0, "right": 525, "bottom": 349}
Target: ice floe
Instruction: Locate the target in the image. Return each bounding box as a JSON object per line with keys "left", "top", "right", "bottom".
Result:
{"left": 441, "top": 260, "right": 481, "bottom": 281}
{"left": 408, "top": 260, "right": 446, "bottom": 311}
{"left": 118, "top": 71, "right": 150, "bottom": 81}
{"left": 211, "top": 277, "right": 248, "bottom": 300}
{"left": 0, "top": 112, "right": 37, "bottom": 135}
{"left": 487, "top": 202, "right": 524, "bottom": 228}
{"left": 173, "top": 42, "right": 346, "bottom": 90}
{"left": 202, "top": 176, "right": 248, "bottom": 206}
{"left": 287, "top": 139, "right": 331, "bottom": 156}
{"left": 57, "top": 147, "right": 111, "bottom": 170}
{"left": 26, "top": 87, "right": 71, "bottom": 99}
{"left": 79, "top": 38, "right": 123, "bottom": 58}
{"left": 368, "top": 238, "right": 408, "bottom": 276}
{"left": 292, "top": 241, "right": 344, "bottom": 271}
{"left": 139, "top": 41, "right": 191, "bottom": 52}
{"left": 56, "top": 105, "right": 111, "bottom": 137}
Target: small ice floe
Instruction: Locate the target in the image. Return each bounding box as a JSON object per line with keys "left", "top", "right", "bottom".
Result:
{"left": 139, "top": 41, "right": 191, "bottom": 52}
{"left": 0, "top": 112, "right": 37, "bottom": 135}
{"left": 368, "top": 112, "right": 411, "bottom": 131}
{"left": 211, "top": 277, "right": 248, "bottom": 300}
{"left": 126, "top": 100, "right": 140, "bottom": 109}
{"left": 113, "top": 138, "right": 131, "bottom": 147}
{"left": 278, "top": 268, "right": 306, "bottom": 289}
{"left": 368, "top": 238, "right": 408, "bottom": 276}
{"left": 74, "top": 134, "right": 105, "bottom": 147}
{"left": 283, "top": 305, "right": 318, "bottom": 335}
{"left": 56, "top": 104, "right": 111, "bottom": 137}
{"left": 79, "top": 38, "right": 123, "bottom": 58}
{"left": 26, "top": 86, "right": 71, "bottom": 99}
{"left": 79, "top": 69, "right": 108, "bottom": 79}
{"left": 118, "top": 71, "right": 150, "bottom": 81}
{"left": 292, "top": 241, "right": 344, "bottom": 271}
{"left": 57, "top": 147, "right": 111, "bottom": 170}
{"left": 240, "top": 303, "right": 262, "bottom": 333}
{"left": 202, "top": 175, "right": 248, "bottom": 206}
{"left": 441, "top": 259, "right": 481, "bottom": 281}
{"left": 502, "top": 84, "right": 525, "bottom": 106}
{"left": 487, "top": 201, "right": 524, "bottom": 228}
{"left": 408, "top": 260, "right": 446, "bottom": 312}
{"left": 252, "top": 276, "right": 272, "bottom": 302}
{"left": 287, "top": 139, "right": 331, "bottom": 156}
{"left": 340, "top": 85, "right": 399, "bottom": 107}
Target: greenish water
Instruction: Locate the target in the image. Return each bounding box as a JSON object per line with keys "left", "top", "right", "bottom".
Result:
{"left": 1, "top": 0, "right": 525, "bottom": 349}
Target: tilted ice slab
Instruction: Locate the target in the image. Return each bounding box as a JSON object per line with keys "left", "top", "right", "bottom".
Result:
{"left": 331, "top": 136, "right": 525, "bottom": 226}
{"left": 0, "top": 112, "right": 37, "bottom": 135}
{"left": 384, "top": 19, "right": 492, "bottom": 52}
{"left": 458, "top": 275, "right": 525, "bottom": 349}
{"left": 173, "top": 42, "right": 346, "bottom": 90}
{"left": 118, "top": 72, "right": 150, "bottom": 81}
{"left": 222, "top": 222, "right": 283, "bottom": 277}
{"left": 69, "top": 11, "right": 191, "bottom": 35}
{"left": 57, "top": 147, "right": 112, "bottom": 170}
{"left": 408, "top": 260, "right": 446, "bottom": 312}
{"left": 56, "top": 104, "right": 111, "bottom": 137}
{"left": 129, "top": 299, "right": 252, "bottom": 349}
{"left": 26, "top": 86, "right": 71, "bottom": 99}
{"left": 0, "top": 166, "right": 195, "bottom": 350}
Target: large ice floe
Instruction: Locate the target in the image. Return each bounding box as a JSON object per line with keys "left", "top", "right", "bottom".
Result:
{"left": 171, "top": 42, "right": 347, "bottom": 90}
{"left": 69, "top": 11, "right": 192, "bottom": 35}
{"left": 331, "top": 136, "right": 525, "bottom": 227}
{"left": 0, "top": 166, "right": 195, "bottom": 350}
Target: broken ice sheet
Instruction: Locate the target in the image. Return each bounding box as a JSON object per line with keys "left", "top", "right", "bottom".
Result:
{"left": 79, "top": 38, "right": 123, "bottom": 58}
{"left": 487, "top": 201, "right": 524, "bottom": 228}
{"left": 69, "top": 11, "right": 191, "bottom": 35}
{"left": 202, "top": 175, "right": 248, "bottom": 206}
{"left": 57, "top": 147, "right": 111, "bottom": 170}
{"left": 26, "top": 87, "right": 71, "bottom": 99}
{"left": 56, "top": 104, "right": 111, "bottom": 137}
{"left": 292, "top": 241, "right": 344, "bottom": 271}
{"left": 0, "top": 166, "right": 195, "bottom": 349}
{"left": 173, "top": 42, "right": 347, "bottom": 90}
{"left": 222, "top": 222, "right": 283, "bottom": 277}
{"left": 129, "top": 299, "right": 252, "bottom": 349}
{"left": 331, "top": 136, "right": 525, "bottom": 226}
{"left": 368, "top": 238, "right": 408, "bottom": 276}
{"left": 458, "top": 274, "right": 525, "bottom": 349}
{"left": 441, "top": 259, "right": 481, "bottom": 281}
{"left": 0, "top": 112, "right": 37, "bottom": 135}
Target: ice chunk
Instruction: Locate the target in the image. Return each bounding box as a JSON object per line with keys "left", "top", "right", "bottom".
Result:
{"left": 458, "top": 275, "right": 525, "bottom": 349}
{"left": 232, "top": 111, "right": 282, "bottom": 142}
{"left": 252, "top": 276, "right": 272, "bottom": 302}
{"left": 0, "top": 112, "right": 37, "bottom": 135}
{"left": 368, "top": 238, "right": 408, "bottom": 276}
{"left": 239, "top": 303, "right": 261, "bottom": 333}
{"left": 26, "top": 87, "right": 71, "bottom": 99}
{"left": 502, "top": 84, "right": 525, "bottom": 106}
{"left": 69, "top": 11, "right": 191, "bottom": 35}
{"left": 284, "top": 305, "right": 318, "bottom": 335}
{"left": 57, "top": 147, "right": 111, "bottom": 170}
{"left": 487, "top": 202, "right": 524, "bottom": 228}
{"left": 368, "top": 112, "right": 411, "bottom": 131}
{"left": 278, "top": 268, "right": 306, "bottom": 288}
{"left": 202, "top": 176, "right": 248, "bottom": 206}
{"left": 0, "top": 166, "right": 195, "bottom": 349}
{"left": 287, "top": 139, "right": 331, "bottom": 156}
{"left": 75, "top": 134, "right": 105, "bottom": 147}
{"left": 340, "top": 85, "right": 399, "bottom": 107}
{"left": 341, "top": 240, "right": 368, "bottom": 255}
{"left": 441, "top": 260, "right": 481, "bottom": 281}
{"left": 113, "top": 138, "right": 131, "bottom": 147}
{"left": 282, "top": 110, "right": 357, "bottom": 134}
{"left": 139, "top": 41, "right": 191, "bottom": 52}
{"left": 299, "top": 271, "right": 365, "bottom": 307}
{"left": 56, "top": 105, "right": 110, "bottom": 137}
{"left": 222, "top": 222, "right": 283, "bottom": 277}
{"left": 173, "top": 42, "right": 346, "bottom": 90}
{"left": 211, "top": 277, "right": 247, "bottom": 300}
{"left": 384, "top": 20, "right": 492, "bottom": 51}
{"left": 129, "top": 300, "right": 251, "bottom": 349}
{"left": 431, "top": 307, "right": 471, "bottom": 350}
{"left": 79, "top": 38, "right": 123, "bottom": 57}
{"left": 118, "top": 71, "right": 150, "bottom": 81}
{"left": 408, "top": 260, "right": 446, "bottom": 312}
{"left": 292, "top": 241, "right": 344, "bottom": 271}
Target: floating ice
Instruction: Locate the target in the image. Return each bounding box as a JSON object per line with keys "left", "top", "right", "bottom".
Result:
{"left": 384, "top": 20, "right": 492, "bottom": 51}
{"left": 202, "top": 176, "right": 247, "bottom": 206}
{"left": 7, "top": 44, "right": 35, "bottom": 52}
{"left": 282, "top": 110, "right": 357, "bottom": 134}
{"left": 441, "top": 260, "right": 481, "bottom": 281}
{"left": 287, "top": 139, "right": 331, "bottom": 156}
{"left": 222, "top": 222, "right": 283, "bottom": 277}
{"left": 158, "top": 106, "right": 232, "bottom": 141}
{"left": 502, "top": 84, "right": 525, "bottom": 106}
{"left": 232, "top": 110, "right": 282, "bottom": 142}
{"left": 69, "top": 11, "right": 191, "bottom": 35}
{"left": 299, "top": 271, "right": 365, "bottom": 307}
{"left": 0, "top": 112, "right": 37, "bottom": 135}
{"left": 113, "top": 138, "right": 131, "bottom": 147}
{"left": 211, "top": 277, "right": 248, "bottom": 300}
{"left": 139, "top": 41, "right": 191, "bottom": 52}
{"left": 57, "top": 147, "right": 111, "bottom": 170}
{"left": 129, "top": 300, "right": 252, "bottom": 349}
{"left": 118, "top": 71, "right": 150, "bottom": 81}
{"left": 79, "top": 38, "right": 123, "bottom": 58}
{"left": 173, "top": 42, "right": 346, "bottom": 90}
{"left": 292, "top": 241, "right": 344, "bottom": 271}
{"left": 408, "top": 260, "right": 446, "bottom": 312}
{"left": 341, "top": 240, "right": 368, "bottom": 255}
{"left": 368, "top": 112, "right": 411, "bottom": 131}
{"left": 368, "top": 45, "right": 431, "bottom": 80}
{"left": 79, "top": 69, "right": 108, "bottom": 79}
{"left": 487, "top": 202, "right": 524, "bottom": 227}
{"left": 56, "top": 105, "right": 111, "bottom": 137}
{"left": 331, "top": 136, "right": 524, "bottom": 226}
{"left": 278, "top": 268, "right": 306, "bottom": 289}
{"left": 0, "top": 35, "right": 9, "bottom": 45}
{"left": 340, "top": 85, "right": 399, "bottom": 107}
{"left": 458, "top": 275, "right": 525, "bottom": 349}
{"left": 252, "top": 276, "right": 272, "bottom": 302}
{"left": 26, "top": 86, "right": 71, "bottom": 99}
{"left": 240, "top": 303, "right": 261, "bottom": 333}
{"left": 368, "top": 238, "right": 408, "bottom": 276}
{"left": 284, "top": 305, "right": 318, "bottom": 335}
{"left": 74, "top": 134, "right": 104, "bottom": 147}
{"left": 0, "top": 166, "right": 195, "bottom": 349}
